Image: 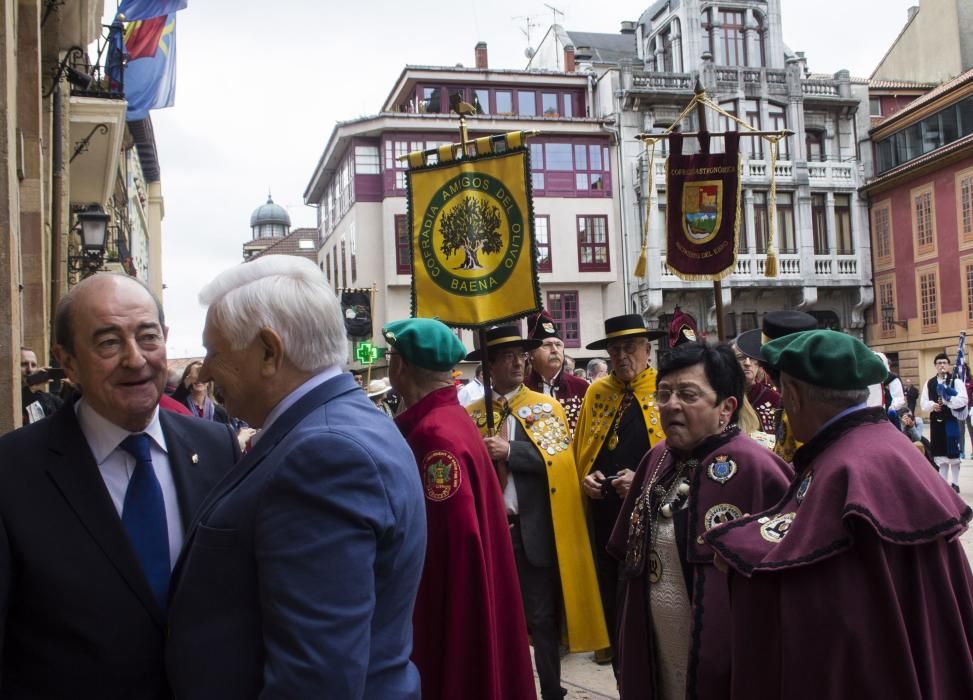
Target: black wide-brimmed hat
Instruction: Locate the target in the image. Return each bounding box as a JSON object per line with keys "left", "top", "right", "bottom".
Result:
{"left": 585, "top": 314, "right": 667, "bottom": 351}
{"left": 465, "top": 325, "right": 542, "bottom": 362}
{"left": 735, "top": 310, "right": 818, "bottom": 361}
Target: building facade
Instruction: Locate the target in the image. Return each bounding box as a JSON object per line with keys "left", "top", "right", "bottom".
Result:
{"left": 863, "top": 69, "right": 973, "bottom": 386}
{"left": 531, "top": 0, "right": 872, "bottom": 339}
{"left": 304, "top": 45, "right": 627, "bottom": 371}
{"left": 0, "top": 1, "right": 167, "bottom": 432}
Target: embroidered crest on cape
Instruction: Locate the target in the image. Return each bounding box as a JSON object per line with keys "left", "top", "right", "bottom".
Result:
{"left": 423, "top": 450, "right": 462, "bottom": 502}
{"left": 759, "top": 512, "right": 796, "bottom": 543}
{"left": 704, "top": 503, "right": 743, "bottom": 530}
{"left": 707, "top": 455, "right": 738, "bottom": 484}
{"left": 796, "top": 472, "right": 813, "bottom": 505}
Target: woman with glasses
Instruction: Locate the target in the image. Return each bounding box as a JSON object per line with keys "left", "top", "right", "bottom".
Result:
{"left": 606, "top": 342, "right": 793, "bottom": 699}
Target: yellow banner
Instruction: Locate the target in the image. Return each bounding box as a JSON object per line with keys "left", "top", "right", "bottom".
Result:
{"left": 407, "top": 147, "right": 540, "bottom": 327}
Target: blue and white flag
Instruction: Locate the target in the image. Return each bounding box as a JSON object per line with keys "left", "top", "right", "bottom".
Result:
{"left": 118, "top": 0, "right": 187, "bottom": 21}
{"left": 125, "top": 13, "right": 177, "bottom": 121}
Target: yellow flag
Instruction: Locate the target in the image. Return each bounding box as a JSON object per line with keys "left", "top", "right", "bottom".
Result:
{"left": 407, "top": 146, "right": 540, "bottom": 327}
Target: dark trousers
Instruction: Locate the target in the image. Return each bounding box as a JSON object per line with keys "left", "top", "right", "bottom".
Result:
{"left": 510, "top": 517, "right": 562, "bottom": 700}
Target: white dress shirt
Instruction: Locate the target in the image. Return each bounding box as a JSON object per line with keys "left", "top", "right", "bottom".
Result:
{"left": 457, "top": 377, "right": 485, "bottom": 407}
{"left": 501, "top": 387, "right": 520, "bottom": 515}
{"left": 75, "top": 399, "right": 183, "bottom": 569}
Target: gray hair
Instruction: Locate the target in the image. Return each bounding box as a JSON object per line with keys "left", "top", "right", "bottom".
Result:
{"left": 790, "top": 375, "right": 869, "bottom": 408}
{"left": 587, "top": 358, "right": 607, "bottom": 375}
{"left": 199, "top": 255, "right": 347, "bottom": 371}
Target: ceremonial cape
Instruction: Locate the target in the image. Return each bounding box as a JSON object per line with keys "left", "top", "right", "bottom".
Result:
{"left": 608, "top": 429, "right": 792, "bottom": 699}
{"left": 574, "top": 368, "right": 666, "bottom": 482}
{"left": 707, "top": 408, "right": 973, "bottom": 699}
{"left": 397, "top": 387, "right": 536, "bottom": 700}
{"left": 469, "top": 387, "right": 609, "bottom": 652}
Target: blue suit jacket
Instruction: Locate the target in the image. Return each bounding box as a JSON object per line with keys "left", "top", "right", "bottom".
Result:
{"left": 166, "top": 372, "right": 426, "bottom": 700}
{"left": 0, "top": 401, "right": 237, "bottom": 699}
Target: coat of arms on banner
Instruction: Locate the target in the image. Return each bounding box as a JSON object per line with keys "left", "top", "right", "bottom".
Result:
{"left": 682, "top": 181, "right": 723, "bottom": 244}
{"left": 665, "top": 132, "right": 742, "bottom": 281}
{"left": 407, "top": 135, "right": 541, "bottom": 327}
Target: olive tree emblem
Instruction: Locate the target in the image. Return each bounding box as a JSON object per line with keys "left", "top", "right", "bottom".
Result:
{"left": 439, "top": 195, "right": 503, "bottom": 270}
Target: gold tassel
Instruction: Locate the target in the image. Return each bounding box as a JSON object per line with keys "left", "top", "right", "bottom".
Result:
{"left": 765, "top": 244, "right": 778, "bottom": 277}
{"left": 634, "top": 245, "right": 648, "bottom": 279}
{"left": 765, "top": 136, "right": 780, "bottom": 278}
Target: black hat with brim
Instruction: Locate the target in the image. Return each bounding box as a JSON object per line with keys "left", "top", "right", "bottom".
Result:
{"left": 465, "top": 325, "right": 542, "bottom": 362}
{"left": 586, "top": 314, "right": 667, "bottom": 350}
{"left": 735, "top": 310, "right": 818, "bottom": 361}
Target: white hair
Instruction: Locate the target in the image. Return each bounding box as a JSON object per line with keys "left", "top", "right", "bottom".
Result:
{"left": 199, "top": 255, "right": 347, "bottom": 371}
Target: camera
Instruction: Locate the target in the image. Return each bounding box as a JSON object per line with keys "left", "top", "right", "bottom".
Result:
{"left": 25, "top": 368, "right": 65, "bottom": 387}
{"left": 601, "top": 474, "right": 618, "bottom": 496}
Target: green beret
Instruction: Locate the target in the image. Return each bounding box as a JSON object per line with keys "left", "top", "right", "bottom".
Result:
{"left": 382, "top": 318, "right": 466, "bottom": 372}
{"left": 762, "top": 329, "right": 887, "bottom": 390}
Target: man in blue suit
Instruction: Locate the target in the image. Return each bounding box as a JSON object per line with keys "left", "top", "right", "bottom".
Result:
{"left": 166, "top": 255, "right": 426, "bottom": 699}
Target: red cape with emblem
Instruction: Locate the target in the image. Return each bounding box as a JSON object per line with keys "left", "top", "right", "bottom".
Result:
{"left": 706, "top": 408, "right": 973, "bottom": 698}
{"left": 394, "top": 386, "right": 536, "bottom": 700}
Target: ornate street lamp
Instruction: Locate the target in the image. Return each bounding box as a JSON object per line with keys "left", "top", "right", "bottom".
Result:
{"left": 69, "top": 204, "right": 110, "bottom": 278}
{"left": 881, "top": 302, "right": 908, "bottom": 330}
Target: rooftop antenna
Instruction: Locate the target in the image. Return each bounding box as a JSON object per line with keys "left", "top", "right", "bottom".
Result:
{"left": 543, "top": 3, "right": 565, "bottom": 69}
{"left": 512, "top": 15, "right": 541, "bottom": 60}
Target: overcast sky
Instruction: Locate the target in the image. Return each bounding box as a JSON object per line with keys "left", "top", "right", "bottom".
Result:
{"left": 142, "top": 0, "right": 919, "bottom": 357}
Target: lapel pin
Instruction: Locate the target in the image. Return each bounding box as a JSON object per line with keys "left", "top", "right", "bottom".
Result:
{"left": 191, "top": 453, "right": 199, "bottom": 464}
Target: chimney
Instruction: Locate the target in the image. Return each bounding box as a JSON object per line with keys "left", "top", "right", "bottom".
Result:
{"left": 475, "top": 42, "right": 488, "bottom": 69}
{"left": 564, "top": 45, "right": 576, "bottom": 73}
{"left": 620, "top": 20, "right": 636, "bottom": 34}
{"left": 907, "top": 6, "right": 919, "bottom": 22}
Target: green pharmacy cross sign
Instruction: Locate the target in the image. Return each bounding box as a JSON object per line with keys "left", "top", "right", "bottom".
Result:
{"left": 355, "top": 341, "right": 382, "bottom": 365}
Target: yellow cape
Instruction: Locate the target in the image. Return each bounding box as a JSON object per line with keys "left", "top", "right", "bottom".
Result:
{"left": 574, "top": 368, "right": 666, "bottom": 481}
{"left": 468, "top": 386, "right": 609, "bottom": 652}
{"left": 773, "top": 411, "right": 801, "bottom": 462}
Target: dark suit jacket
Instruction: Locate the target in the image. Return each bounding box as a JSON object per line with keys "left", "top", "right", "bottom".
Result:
{"left": 508, "top": 422, "right": 556, "bottom": 568}
{"left": 166, "top": 372, "right": 426, "bottom": 700}
{"left": 0, "top": 401, "right": 238, "bottom": 699}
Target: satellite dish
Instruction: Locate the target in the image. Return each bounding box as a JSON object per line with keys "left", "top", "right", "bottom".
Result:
{"left": 525, "top": 46, "right": 536, "bottom": 59}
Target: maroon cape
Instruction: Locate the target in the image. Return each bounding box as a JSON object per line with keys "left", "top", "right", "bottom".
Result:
{"left": 525, "top": 367, "right": 588, "bottom": 433}
{"left": 395, "top": 387, "right": 536, "bottom": 700}
{"left": 607, "top": 428, "right": 793, "bottom": 699}
{"left": 707, "top": 407, "right": 973, "bottom": 699}
{"left": 747, "top": 382, "right": 780, "bottom": 434}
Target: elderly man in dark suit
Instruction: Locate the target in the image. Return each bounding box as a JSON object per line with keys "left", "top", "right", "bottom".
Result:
{"left": 0, "top": 273, "right": 238, "bottom": 699}
{"left": 166, "top": 255, "right": 426, "bottom": 700}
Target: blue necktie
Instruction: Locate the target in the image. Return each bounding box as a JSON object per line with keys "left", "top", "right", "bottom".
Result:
{"left": 119, "top": 433, "right": 170, "bottom": 611}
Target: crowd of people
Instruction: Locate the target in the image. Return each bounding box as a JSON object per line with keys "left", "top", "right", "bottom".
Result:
{"left": 4, "top": 255, "right": 973, "bottom": 699}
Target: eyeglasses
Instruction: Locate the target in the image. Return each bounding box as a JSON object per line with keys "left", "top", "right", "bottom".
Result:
{"left": 494, "top": 351, "right": 529, "bottom": 363}
{"left": 653, "top": 387, "right": 714, "bottom": 405}
{"left": 733, "top": 353, "right": 753, "bottom": 364}
{"left": 606, "top": 339, "right": 647, "bottom": 356}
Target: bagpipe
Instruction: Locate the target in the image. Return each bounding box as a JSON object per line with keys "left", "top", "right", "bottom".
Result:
{"left": 938, "top": 332, "right": 967, "bottom": 453}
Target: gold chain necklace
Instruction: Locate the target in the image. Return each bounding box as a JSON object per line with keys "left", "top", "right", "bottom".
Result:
{"left": 624, "top": 448, "right": 696, "bottom": 582}
{"left": 606, "top": 389, "right": 636, "bottom": 451}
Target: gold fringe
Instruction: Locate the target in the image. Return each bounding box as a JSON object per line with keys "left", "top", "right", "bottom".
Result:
{"left": 634, "top": 246, "right": 648, "bottom": 278}
{"left": 765, "top": 246, "right": 778, "bottom": 277}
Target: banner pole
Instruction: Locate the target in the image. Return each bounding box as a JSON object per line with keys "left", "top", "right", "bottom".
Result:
{"left": 479, "top": 327, "right": 495, "bottom": 437}
{"left": 693, "top": 79, "right": 726, "bottom": 342}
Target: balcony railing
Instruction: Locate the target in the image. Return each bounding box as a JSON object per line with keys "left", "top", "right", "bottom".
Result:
{"left": 659, "top": 253, "right": 860, "bottom": 282}
{"left": 808, "top": 161, "right": 855, "bottom": 182}
{"left": 630, "top": 71, "right": 694, "bottom": 91}
{"left": 802, "top": 80, "right": 840, "bottom": 97}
